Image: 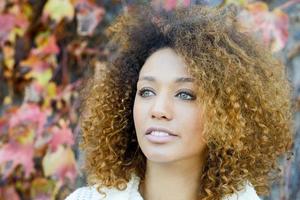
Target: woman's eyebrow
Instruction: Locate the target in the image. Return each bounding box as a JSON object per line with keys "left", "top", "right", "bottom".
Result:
{"left": 138, "top": 76, "right": 195, "bottom": 83}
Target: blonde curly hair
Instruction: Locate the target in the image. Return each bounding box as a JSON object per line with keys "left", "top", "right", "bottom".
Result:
{"left": 79, "top": 4, "right": 294, "bottom": 200}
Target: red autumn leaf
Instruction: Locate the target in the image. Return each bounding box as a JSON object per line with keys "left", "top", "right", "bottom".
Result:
{"left": 30, "top": 178, "right": 56, "bottom": 200}
{"left": 0, "top": 1, "right": 5, "bottom": 13}
{"left": 0, "top": 141, "right": 35, "bottom": 178}
{"left": 55, "top": 163, "right": 77, "bottom": 184}
{"left": 20, "top": 33, "right": 59, "bottom": 72}
{"left": 0, "top": 117, "right": 8, "bottom": 135}
{"left": 238, "top": 2, "right": 289, "bottom": 52}
{"left": 32, "top": 35, "right": 60, "bottom": 56}
{"left": 42, "top": 145, "right": 77, "bottom": 184}
{"left": 9, "top": 126, "right": 35, "bottom": 145}
{"left": 0, "top": 14, "right": 17, "bottom": 44}
{"left": 55, "top": 80, "right": 81, "bottom": 104}
{"left": 164, "top": 0, "right": 177, "bottom": 11}
{"left": 48, "top": 121, "right": 74, "bottom": 152}
{"left": 183, "top": 0, "right": 191, "bottom": 7}
{"left": 67, "top": 40, "right": 88, "bottom": 58}
{"left": 8, "top": 103, "right": 48, "bottom": 137}
{"left": 0, "top": 13, "right": 29, "bottom": 45}
{"left": 20, "top": 56, "right": 55, "bottom": 89}
{"left": 162, "top": 0, "right": 190, "bottom": 11}
{"left": 0, "top": 186, "right": 20, "bottom": 200}
{"left": 20, "top": 54, "right": 50, "bottom": 70}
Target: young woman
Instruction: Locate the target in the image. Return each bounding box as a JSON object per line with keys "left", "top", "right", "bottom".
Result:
{"left": 66, "top": 3, "right": 294, "bottom": 200}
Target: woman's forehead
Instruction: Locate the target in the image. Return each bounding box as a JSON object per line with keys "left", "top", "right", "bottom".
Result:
{"left": 138, "top": 48, "right": 191, "bottom": 78}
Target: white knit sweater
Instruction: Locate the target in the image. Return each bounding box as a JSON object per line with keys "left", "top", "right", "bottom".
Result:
{"left": 65, "top": 174, "right": 261, "bottom": 200}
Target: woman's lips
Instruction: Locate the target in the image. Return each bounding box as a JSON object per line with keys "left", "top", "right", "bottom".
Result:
{"left": 145, "top": 131, "right": 178, "bottom": 144}
{"left": 145, "top": 127, "right": 178, "bottom": 136}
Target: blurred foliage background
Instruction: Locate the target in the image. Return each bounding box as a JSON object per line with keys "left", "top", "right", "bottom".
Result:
{"left": 0, "top": 0, "right": 299, "bottom": 199}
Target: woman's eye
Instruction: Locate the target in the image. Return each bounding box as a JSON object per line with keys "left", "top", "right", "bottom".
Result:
{"left": 138, "top": 88, "right": 155, "bottom": 97}
{"left": 176, "top": 91, "right": 196, "bottom": 100}
{"left": 138, "top": 88, "right": 196, "bottom": 100}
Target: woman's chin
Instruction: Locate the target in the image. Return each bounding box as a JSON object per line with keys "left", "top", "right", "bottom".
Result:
{"left": 141, "top": 148, "right": 177, "bottom": 163}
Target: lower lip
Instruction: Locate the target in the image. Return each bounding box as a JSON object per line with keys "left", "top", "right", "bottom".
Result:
{"left": 145, "top": 134, "right": 178, "bottom": 144}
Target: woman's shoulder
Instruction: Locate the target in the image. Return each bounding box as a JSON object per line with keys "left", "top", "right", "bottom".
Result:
{"left": 223, "top": 180, "right": 261, "bottom": 200}
{"left": 64, "top": 174, "right": 143, "bottom": 200}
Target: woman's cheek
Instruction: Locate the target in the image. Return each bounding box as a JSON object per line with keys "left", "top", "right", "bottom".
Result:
{"left": 133, "top": 99, "right": 146, "bottom": 134}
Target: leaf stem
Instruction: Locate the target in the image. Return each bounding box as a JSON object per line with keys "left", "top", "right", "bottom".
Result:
{"left": 277, "top": 0, "right": 300, "bottom": 10}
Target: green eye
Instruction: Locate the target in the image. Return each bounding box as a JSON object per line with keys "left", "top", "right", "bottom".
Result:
{"left": 138, "top": 88, "right": 154, "bottom": 97}
{"left": 176, "top": 91, "right": 196, "bottom": 100}
{"left": 138, "top": 88, "right": 196, "bottom": 101}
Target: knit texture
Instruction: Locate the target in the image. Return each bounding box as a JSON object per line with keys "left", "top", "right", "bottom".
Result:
{"left": 65, "top": 174, "right": 261, "bottom": 200}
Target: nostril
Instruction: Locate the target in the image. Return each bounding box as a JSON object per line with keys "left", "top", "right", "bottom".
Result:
{"left": 151, "top": 111, "right": 171, "bottom": 120}
{"left": 150, "top": 101, "right": 173, "bottom": 120}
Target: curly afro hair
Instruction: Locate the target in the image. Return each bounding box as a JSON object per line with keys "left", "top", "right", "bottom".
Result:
{"left": 79, "top": 4, "right": 294, "bottom": 200}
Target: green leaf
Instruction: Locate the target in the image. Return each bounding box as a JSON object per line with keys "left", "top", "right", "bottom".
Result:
{"left": 44, "top": 0, "right": 75, "bottom": 23}
{"left": 31, "top": 68, "right": 53, "bottom": 87}
{"left": 42, "top": 145, "right": 77, "bottom": 184}
{"left": 225, "top": 0, "right": 248, "bottom": 6}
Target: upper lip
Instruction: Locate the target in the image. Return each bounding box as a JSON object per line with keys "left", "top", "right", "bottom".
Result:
{"left": 145, "top": 127, "right": 178, "bottom": 136}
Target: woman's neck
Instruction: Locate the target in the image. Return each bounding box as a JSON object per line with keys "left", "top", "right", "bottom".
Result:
{"left": 138, "top": 156, "right": 205, "bottom": 200}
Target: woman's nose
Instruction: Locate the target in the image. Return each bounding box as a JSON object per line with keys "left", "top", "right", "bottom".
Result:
{"left": 150, "top": 94, "right": 173, "bottom": 120}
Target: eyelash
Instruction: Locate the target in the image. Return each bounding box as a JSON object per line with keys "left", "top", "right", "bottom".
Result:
{"left": 138, "top": 88, "right": 196, "bottom": 101}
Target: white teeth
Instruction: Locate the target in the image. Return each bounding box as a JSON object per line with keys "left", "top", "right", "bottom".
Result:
{"left": 150, "top": 131, "right": 170, "bottom": 136}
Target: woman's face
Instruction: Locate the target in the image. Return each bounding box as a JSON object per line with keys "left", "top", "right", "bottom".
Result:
{"left": 133, "top": 47, "right": 207, "bottom": 163}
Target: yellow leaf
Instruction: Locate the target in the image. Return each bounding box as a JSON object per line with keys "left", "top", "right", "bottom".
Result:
{"left": 44, "top": 0, "right": 75, "bottom": 23}
{"left": 23, "top": 3, "right": 33, "bottom": 19}
{"left": 32, "top": 68, "right": 52, "bottom": 87}
{"left": 225, "top": 0, "right": 248, "bottom": 6}
{"left": 16, "top": 129, "right": 35, "bottom": 145}
{"left": 47, "top": 82, "right": 57, "bottom": 99}
{"left": 42, "top": 145, "right": 76, "bottom": 177}
{"left": 43, "top": 82, "right": 57, "bottom": 107}
{"left": 3, "top": 45, "right": 15, "bottom": 69}
{"left": 56, "top": 101, "right": 63, "bottom": 110}
{"left": 246, "top": 2, "right": 269, "bottom": 12}
{"left": 3, "top": 96, "right": 12, "bottom": 105}
{"left": 4, "top": 58, "right": 15, "bottom": 70}
{"left": 30, "top": 177, "right": 56, "bottom": 199}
